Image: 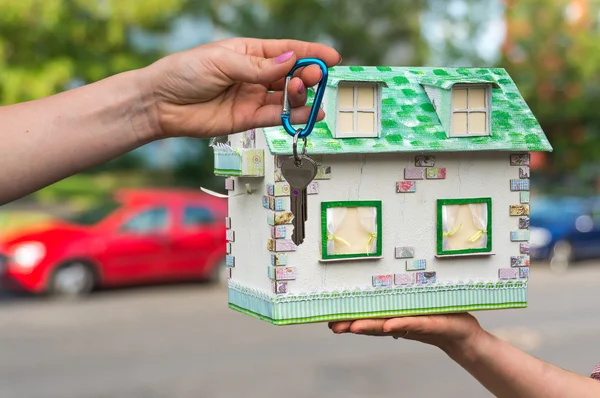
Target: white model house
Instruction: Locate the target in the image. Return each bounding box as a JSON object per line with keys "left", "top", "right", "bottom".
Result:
{"left": 212, "top": 66, "right": 552, "bottom": 325}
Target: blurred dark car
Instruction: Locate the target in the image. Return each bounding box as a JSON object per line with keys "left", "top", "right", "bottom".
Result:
{"left": 0, "top": 189, "right": 227, "bottom": 296}
{"left": 530, "top": 196, "right": 600, "bottom": 271}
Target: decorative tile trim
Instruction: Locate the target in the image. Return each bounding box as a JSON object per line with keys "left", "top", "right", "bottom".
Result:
{"left": 272, "top": 281, "right": 288, "bottom": 294}
{"left": 426, "top": 168, "right": 446, "bottom": 179}
{"left": 510, "top": 153, "right": 530, "bottom": 166}
{"left": 404, "top": 168, "right": 425, "bottom": 180}
{"left": 395, "top": 246, "right": 415, "bottom": 259}
{"left": 228, "top": 281, "right": 528, "bottom": 325}
{"left": 267, "top": 211, "right": 294, "bottom": 226}
{"left": 519, "top": 217, "right": 530, "bottom": 229}
{"left": 226, "top": 230, "right": 235, "bottom": 242}
{"left": 225, "top": 255, "right": 235, "bottom": 267}
{"left": 225, "top": 178, "right": 234, "bottom": 191}
{"left": 373, "top": 275, "right": 393, "bottom": 287}
{"left": 520, "top": 243, "right": 530, "bottom": 255}
{"left": 315, "top": 166, "right": 331, "bottom": 180}
{"left": 270, "top": 253, "right": 288, "bottom": 266}
{"left": 225, "top": 217, "right": 231, "bottom": 229}
{"left": 499, "top": 268, "right": 518, "bottom": 280}
{"left": 520, "top": 192, "right": 530, "bottom": 204}
{"left": 225, "top": 267, "right": 232, "bottom": 279}
{"left": 406, "top": 259, "right": 426, "bottom": 271}
{"left": 267, "top": 238, "right": 297, "bottom": 252}
{"left": 394, "top": 273, "right": 416, "bottom": 285}
{"left": 267, "top": 266, "right": 297, "bottom": 281}
{"left": 396, "top": 181, "right": 416, "bottom": 193}
{"left": 519, "top": 167, "right": 530, "bottom": 179}
{"left": 307, "top": 181, "right": 319, "bottom": 195}
{"left": 511, "top": 255, "right": 530, "bottom": 267}
{"left": 519, "top": 267, "right": 530, "bottom": 278}
{"left": 510, "top": 179, "right": 530, "bottom": 191}
{"left": 226, "top": 242, "right": 232, "bottom": 254}
{"left": 270, "top": 226, "right": 287, "bottom": 239}
{"left": 415, "top": 155, "right": 435, "bottom": 167}
{"left": 510, "top": 230, "right": 530, "bottom": 241}
{"left": 509, "top": 204, "right": 529, "bottom": 216}
{"left": 263, "top": 195, "right": 287, "bottom": 211}
{"left": 274, "top": 168, "right": 285, "bottom": 182}
{"left": 416, "top": 271, "right": 436, "bottom": 284}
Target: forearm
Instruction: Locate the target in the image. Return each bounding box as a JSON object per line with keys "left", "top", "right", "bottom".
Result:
{"left": 0, "top": 69, "right": 158, "bottom": 205}
{"left": 445, "top": 330, "right": 600, "bottom": 397}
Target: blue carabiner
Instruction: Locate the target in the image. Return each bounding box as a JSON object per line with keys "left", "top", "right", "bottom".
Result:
{"left": 281, "top": 58, "right": 329, "bottom": 139}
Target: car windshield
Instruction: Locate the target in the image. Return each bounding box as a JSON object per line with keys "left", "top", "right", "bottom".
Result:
{"left": 68, "top": 201, "right": 122, "bottom": 225}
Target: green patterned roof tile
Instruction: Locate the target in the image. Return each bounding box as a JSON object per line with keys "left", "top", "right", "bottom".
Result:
{"left": 264, "top": 66, "right": 552, "bottom": 155}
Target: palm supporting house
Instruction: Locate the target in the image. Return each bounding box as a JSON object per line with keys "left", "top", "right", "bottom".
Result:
{"left": 211, "top": 66, "right": 552, "bottom": 325}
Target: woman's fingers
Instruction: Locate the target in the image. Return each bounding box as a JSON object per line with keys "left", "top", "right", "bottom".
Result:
{"left": 252, "top": 104, "right": 325, "bottom": 130}
{"left": 348, "top": 319, "right": 388, "bottom": 335}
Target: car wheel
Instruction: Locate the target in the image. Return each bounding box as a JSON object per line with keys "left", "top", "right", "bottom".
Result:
{"left": 549, "top": 240, "right": 573, "bottom": 273}
{"left": 49, "top": 261, "right": 96, "bottom": 297}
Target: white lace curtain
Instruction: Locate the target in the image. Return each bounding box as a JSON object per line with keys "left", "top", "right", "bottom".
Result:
{"left": 442, "top": 205, "right": 461, "bottom": 250}
{"left": 326, "top": 207, "right": 347, "bottom": 255}
{"left": 357, "top": 207, "right": 377, "bottom": 253}
{"left": 468, "top": 203, "right": 488, "bottom": 248}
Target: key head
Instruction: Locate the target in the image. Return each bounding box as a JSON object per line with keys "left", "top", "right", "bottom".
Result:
{"left": 280, "top": 156, "right": 318, "bottom": 190}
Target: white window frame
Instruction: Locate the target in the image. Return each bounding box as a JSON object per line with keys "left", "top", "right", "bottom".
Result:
{"left": 449, "top": 84, "right": 491, "bottom": 137}
{"left": 335, "top": 82, "right": 381, "bottom": 138}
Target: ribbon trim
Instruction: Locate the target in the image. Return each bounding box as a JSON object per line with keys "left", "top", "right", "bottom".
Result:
{"left": 442, "top": 223, "right": 463, "bottom": 238}
{"left": 468, "top": 229, "right": 487, "bottom": 243}
{"left": 327, "top": 233, "right": 351, "bottom": 247}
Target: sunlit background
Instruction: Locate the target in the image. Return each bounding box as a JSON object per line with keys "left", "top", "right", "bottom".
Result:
{"left": 0, "top": 1, "right": 599, "bottom": 397}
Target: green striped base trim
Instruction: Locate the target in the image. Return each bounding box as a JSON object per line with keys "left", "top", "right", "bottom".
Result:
{"left": 230, "top": 302, "right": 527, "bottom": 326}
{"left": 214, "top": 169, "right": 242, "bottom": 176}
{"left": 228, "top": 283, "right": 528, "bottom": 326}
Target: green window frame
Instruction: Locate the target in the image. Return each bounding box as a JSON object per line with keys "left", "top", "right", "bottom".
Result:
{"left": 437, "top": 198, "right": 492, "bottom": 255}
{"left": 321, "top": 200, "right": 383, "bottom": 260}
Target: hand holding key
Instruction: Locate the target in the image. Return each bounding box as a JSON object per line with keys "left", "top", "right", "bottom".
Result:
{"left": 280, "top": 132, "right": 318, "bottom": 246}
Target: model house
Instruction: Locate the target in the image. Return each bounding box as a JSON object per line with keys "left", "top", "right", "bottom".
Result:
{"left": 212, "top": 66, "right": 552, "bottom": 325}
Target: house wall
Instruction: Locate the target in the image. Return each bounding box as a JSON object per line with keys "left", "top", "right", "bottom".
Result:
{"left": 226, "top": 130, "right": 281, "bottom": 293}
{"left": 226, "top": 131, "right": 529, "bottom": 294}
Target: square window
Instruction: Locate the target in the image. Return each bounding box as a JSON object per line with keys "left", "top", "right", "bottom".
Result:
{"left": 450, "top": 85, "right": 490, "bottom": 137}
{"left": 437, "top": 198, "right": 492, "bottom": 255}
{"left": 321, "top": 201, "right": 382, "bottom": 260}
{"left": 336, "top": 83, "right": 380, "bottom": 138}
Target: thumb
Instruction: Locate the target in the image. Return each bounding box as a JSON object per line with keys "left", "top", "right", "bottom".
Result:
{"left": 218, "top": 49, "right": 297, "bottom": 85}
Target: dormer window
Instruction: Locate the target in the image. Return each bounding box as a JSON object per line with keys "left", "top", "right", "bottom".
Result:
{"left": 336, "top": 82, "right": 380, "bottom": 138}
{"left": 451, "top": 85, "right": 490, "bottom": 137}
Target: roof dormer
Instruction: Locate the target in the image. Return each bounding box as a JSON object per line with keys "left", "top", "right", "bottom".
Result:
{"left": 323, "top": 77, "right": 387, "bottom": 139}
{"left": 418, "top": 76, "right": 499, "bottom": 138}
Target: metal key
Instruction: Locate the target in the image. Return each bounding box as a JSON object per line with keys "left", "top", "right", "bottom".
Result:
{"left": 281, "top": 153, "right": 317, "bottom": 246}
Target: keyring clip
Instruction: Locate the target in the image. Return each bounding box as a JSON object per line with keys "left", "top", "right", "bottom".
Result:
{"left": 281, "top": 58, "right": 329, "bottom": 139}
{"left": 292, "top": 129, "right": 307, "bottom": 166}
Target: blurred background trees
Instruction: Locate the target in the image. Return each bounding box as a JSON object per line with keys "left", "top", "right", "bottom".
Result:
{"left": 1, "top": 0, "right": 599, "bottom": 209}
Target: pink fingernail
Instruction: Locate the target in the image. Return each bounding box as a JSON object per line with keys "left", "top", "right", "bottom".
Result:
{"left": 382, "top": 329, "right": 390, "bottom": 333}
{"left": 275, "top": 51, "right": 294, "bottom": 64}
{"left": 298, "top": 81, "right": 306, "bottom": 94}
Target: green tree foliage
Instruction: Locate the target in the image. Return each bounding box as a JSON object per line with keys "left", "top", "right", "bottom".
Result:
{"left": 501, "top": 0, "right": 600, "bottom": 174}
{"left": 0, "top": 0, "right": 194, "bottom": 104}
{"left": 207, "top": 0, "right": 428, "bottom": 65}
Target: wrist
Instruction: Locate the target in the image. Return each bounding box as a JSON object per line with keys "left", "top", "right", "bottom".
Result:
{"left": 441, "top": 327, "right": 493, "bottom": 365}
{"left": 130, "top": 67, "right": 163, "bottom": 143}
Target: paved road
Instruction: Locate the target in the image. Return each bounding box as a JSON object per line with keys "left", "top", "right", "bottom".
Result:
{"left": 1, "top": 263, "right": 600, "bottom": 398}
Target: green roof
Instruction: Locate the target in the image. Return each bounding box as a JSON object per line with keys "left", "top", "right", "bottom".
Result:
{"left": 263, "top": 66, "right": 553, "bottom": 155}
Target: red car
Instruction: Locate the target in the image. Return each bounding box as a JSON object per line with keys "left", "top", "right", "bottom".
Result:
{"left": 0, "top": 189, "right": 227, "bottom": 296}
